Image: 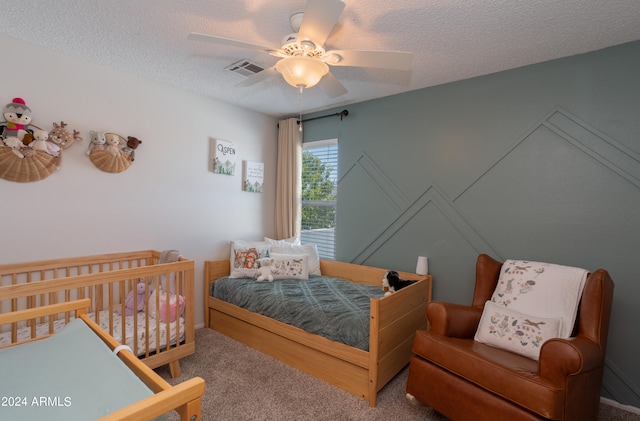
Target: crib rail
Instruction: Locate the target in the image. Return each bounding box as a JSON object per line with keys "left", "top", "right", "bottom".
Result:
{"left": 0, "top": 299, "right": 91, "bottom": 349}
{"left": 0, "top": 250, "right": 195, "bottom": 375}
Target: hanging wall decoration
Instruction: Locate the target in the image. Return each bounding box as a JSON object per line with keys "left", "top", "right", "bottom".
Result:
{"left": 0, "top": 98, "right": 82, "bottom": 183}
{"left": 243, "top": 161, "right": 264, "bottom": 193}
{"left": 210, "top": 138, "right": 236, "bottom": 175}
{"left": 87, "top": 131, "right": 142, "bottom": 173}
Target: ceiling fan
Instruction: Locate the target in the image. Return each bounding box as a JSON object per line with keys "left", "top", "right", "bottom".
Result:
{"left": 188, "top": 0, "right": 413, "bottom": 97}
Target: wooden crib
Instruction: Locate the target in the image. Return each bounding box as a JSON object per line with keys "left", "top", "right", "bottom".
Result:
{"left": 0, "top": 250, "right": 195, "bottom": 378}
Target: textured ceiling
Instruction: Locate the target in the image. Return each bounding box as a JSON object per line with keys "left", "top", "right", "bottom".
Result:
{"left": 2, "top": 1, "right": 640, "bottom": 119}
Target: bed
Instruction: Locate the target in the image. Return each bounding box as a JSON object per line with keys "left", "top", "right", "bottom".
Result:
{"left": 0, "top": 298, "right": 205, "bottom": 421}
{"left": 0, "top": 250, "right": 195, "bottom": 378}
{"left": 204, "top": 258, "right": 432, "bottom": 407}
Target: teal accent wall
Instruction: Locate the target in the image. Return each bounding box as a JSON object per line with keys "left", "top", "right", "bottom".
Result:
{"left": 303, "top": 41, "right": 640, "bottom": 406}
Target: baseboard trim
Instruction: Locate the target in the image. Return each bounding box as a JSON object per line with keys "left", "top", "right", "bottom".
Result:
{"left": 601, "top": 397, "right": 640, "bottom": 415}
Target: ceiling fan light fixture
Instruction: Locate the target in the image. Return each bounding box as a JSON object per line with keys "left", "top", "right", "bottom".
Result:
{"left": 275, "top": 56, "right": 329, "bottom": 90}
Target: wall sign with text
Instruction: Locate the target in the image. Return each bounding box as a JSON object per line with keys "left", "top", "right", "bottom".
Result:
{"left": 210, "top": 138, "right": 236, "bottom": 175}
{"left": 243, "top": 161, "right": 264, "bottom": 193}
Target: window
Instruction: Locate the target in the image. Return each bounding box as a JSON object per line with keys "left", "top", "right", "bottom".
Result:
{"left": 301, "top": 139, "right": 338, "bottom": 260}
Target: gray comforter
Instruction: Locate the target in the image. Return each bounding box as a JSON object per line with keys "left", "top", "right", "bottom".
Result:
{"left": 210, "top": 276, "right": 385, "bottom": 351}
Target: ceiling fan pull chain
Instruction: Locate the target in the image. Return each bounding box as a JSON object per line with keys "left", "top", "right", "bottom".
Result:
{"left": 298, "top": 88, "right": 304, "bottom": 132}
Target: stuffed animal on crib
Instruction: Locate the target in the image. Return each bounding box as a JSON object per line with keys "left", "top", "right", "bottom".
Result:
{"left": 118, "top": 282, "right": 148, "bottom": 316}
{"left": 159, "top": 294, "right": 186, "bottom": 323}
{"left": 382, "top": 271, "right": 417, "bottom": 297}
{"left": 255, "top": 257, "right": 276, "bottom": 282}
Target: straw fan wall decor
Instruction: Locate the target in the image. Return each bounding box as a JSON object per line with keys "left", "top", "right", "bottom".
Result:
{"left": 86, "top": 131, "right": 142, "bottom": 173}
{"left": 0, "top": 98, "right": 82, "bottom": 183}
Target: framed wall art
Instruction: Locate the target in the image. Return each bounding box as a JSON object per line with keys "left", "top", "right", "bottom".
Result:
{"left": 210, "top": 138, "right": 236, "bottom": 175}
{"left": 243, "top": 160, "right": 264, "bottom": 193}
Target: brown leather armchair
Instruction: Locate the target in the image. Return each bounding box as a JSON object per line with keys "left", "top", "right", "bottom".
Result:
{"left": 406, "top": 254, "right": 614, "bottom": 421}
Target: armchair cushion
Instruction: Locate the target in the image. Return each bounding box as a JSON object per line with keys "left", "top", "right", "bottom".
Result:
{"left": 474, "top": 300, "right": 562, "bottom": 360}
{"left": 412, "top": 329, "right": 564, "bottom": 419}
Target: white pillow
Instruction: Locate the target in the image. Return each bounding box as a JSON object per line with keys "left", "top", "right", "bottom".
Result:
{"left": 475, "top": 301, "right": 562, "bottom": 361}
{"left": 264, "top": 236, "right": 301, "bottom": 246}
{"left": 490, "top": 259, "right": 588, "bottom": 338}
{"left": 270, "top": 253, "right": 309, "bottom": 280}
{"left": 229, "top": 240, "right": 270, "bottom": 278}
{"left": 270, "top": 243, "right": 321, "bottom": 276}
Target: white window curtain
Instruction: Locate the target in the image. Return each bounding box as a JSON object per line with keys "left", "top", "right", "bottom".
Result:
{"left": 275, "top": 118, "right": 302, "bottom": 240}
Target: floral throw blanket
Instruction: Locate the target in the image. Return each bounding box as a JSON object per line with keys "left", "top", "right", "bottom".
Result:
{"left": 490, "top": 259, "right": 588, "bottom": 337}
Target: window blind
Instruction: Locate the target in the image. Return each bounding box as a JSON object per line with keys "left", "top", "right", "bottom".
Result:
{"left": 301, "top": 139, "right": 338, "bottom": 260}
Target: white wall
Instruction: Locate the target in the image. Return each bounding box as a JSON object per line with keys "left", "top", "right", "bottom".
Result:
{"left": 0, "top": 34, "right": 278, "bottom": 326}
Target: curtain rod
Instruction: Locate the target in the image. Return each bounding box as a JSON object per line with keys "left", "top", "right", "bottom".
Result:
{"left": 299, "top": 109, "right": 349, "bottom": 124}
{"left": 277, "top": 109, "right": 349, "bottom": 128}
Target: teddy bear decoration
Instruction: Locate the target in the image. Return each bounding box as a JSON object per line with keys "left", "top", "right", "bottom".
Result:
{"left": 0, "top": 98, "right": 81, "bottom": 182}
{"left": 87, "top": 131, "right": 142, "bottom": 173}
{"left": 123, "top": 136, "right": 142, "bottom": 161}
{"left": 255, "top": 257, "right": 276, "bottom": 282}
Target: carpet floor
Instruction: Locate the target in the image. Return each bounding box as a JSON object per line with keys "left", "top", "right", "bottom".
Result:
{"left": 156, "top": 328, "right": 640, "bottom": 421}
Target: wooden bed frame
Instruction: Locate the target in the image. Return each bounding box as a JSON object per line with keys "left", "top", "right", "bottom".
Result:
{"left": 204, "top": 259, "right": 432, "bottom": 407}
{"left": 0, "top": 250, "right": 195, "bottom": 378}
{"left": 0, "top": 299, "right": 205, "bottom": 421}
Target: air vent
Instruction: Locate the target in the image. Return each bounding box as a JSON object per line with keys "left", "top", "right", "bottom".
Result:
{"left": 225, "top": 59, "right": 265, "bottom": 78}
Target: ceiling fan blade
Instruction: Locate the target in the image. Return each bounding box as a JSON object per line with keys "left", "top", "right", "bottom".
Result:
{"left": 318, "top": 72, "right": 348, "bottom": 98}
{"left": 235, "top": 66, "right": 279, "bottom": 87}
{"left": 188, "top": 32, "right": 281, "bottom": 55}
{"left": 325, "top": 50, "right": 414, "bottom": 71}
{"left": 297, "top": 0, "right": 345, "bottom": 47}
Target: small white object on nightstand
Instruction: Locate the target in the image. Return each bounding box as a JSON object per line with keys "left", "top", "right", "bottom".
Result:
{"left": 416, "top": 256, "right": 428, "bottom": 275}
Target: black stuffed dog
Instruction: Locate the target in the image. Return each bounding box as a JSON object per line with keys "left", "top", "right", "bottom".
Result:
{"left": 382, "top": 270, "right": 417, "bottom": 296}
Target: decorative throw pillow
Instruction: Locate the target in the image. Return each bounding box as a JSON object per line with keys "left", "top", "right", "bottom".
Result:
{"left": 264, "top": 236, "right": 301, "bottom": 246}
{"left": 490, "top": 259, "right": 588, "bottom": 338}
{"left": 270, "top": 243, "right": 321, "bottom": 276}
{"left": 475, "top": 300, "right": 562, "bottom": 360}
{"left": 270, "top": 253, "right": 309, "bottom": 280}
{"left": 229, "top": 240, "right": 271, "bottom": 278}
